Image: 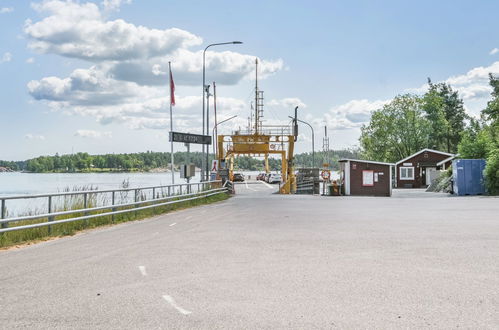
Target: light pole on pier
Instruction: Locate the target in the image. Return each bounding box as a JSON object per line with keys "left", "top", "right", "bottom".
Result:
{"left": 202, "top": 41, "right": 242, "bottom": 181}
{"left": 289, "top": 116, "right": 315, "bottom": 167}
{"left": 213, "top": 115, "right": 238, "bottom": 156}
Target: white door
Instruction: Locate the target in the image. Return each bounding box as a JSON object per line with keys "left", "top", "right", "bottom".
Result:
{"left": 426, "top": 167, "right": 437, "bottom": 185}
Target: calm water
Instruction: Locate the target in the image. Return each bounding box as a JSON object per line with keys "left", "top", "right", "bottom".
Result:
{"left": 0, "top": 170, "right": 336, "bottom": 216}
{"left": 0, "top": 172, "right": 200, "bottom": 216}
{"left": 0, "top": 172, "right": 199, "bottom": 196}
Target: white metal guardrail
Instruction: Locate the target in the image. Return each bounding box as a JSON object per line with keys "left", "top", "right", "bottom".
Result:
{"left": 0, "top": 181, "right": 227, "bottom": 233}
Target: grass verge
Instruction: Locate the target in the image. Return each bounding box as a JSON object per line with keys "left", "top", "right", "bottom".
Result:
{"left": 0, "top": 192, "right": 229, "bottom": 249}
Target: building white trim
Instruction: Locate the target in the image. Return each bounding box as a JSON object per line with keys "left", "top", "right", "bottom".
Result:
{"left": 389, "top": 165, "right": 393, "bottom": 196}
{"left": 399, "top": 166, "right": 415, "bottom": 180}
{"left": 395, "top": 149, "right": 455, "bottom": 165}
{"left": 344, "top": 160, "right": 351, "bottom": 195}
{"left": 436, "top": 154, "right": 459, "bottom": 170}
{"left": 339, "top": 159, "right": 395, "bottom": 166}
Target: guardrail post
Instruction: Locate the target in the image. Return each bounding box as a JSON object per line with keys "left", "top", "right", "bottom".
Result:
{"left": 168, "top": 186, "right": 171, "bottom": 197}
{"left": 1, "top": 199, "right": 7, "bottom": 230}
{"left": 111, "top": 191, "right": 116, "bottom": 223}
{"left": 83, "top": 192, "right": 89, "bottom": 227}
{"left": 152, "top": 187, "right": 156, "bottom": 200}
{"left": 179, "top": 185, "right": 182, "bottom": 195}
{"left": 48, "top": 196, "right": 53, "bottom": 234}
{"left": 134, "top": 189, "right": 139, "bottom": 217}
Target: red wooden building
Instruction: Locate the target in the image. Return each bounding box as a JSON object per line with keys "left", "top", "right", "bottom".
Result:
{"left": 339, "top": 159, "right": 394, "bottom": 197}
{"left": 395, "top": 149, "right": 455, "bottom": 188}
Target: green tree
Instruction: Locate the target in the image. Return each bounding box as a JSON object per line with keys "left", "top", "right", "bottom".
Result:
{"left": 458, "top": 118, "right": 492, "bottom": 159}
{"left": 360, "top": 94, "right": 431, "bottom": 163}
{"left": 423, "top": 79, "right": 467, "bottom": 153}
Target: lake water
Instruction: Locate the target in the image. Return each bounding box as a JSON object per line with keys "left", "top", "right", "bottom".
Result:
{"left": 0, "top": 170, "right": 336, "bottom": 216}
{"left": 0, "top": 172, "right": 198, "bottom": 196}
{"left": 0, "top": 172, "right": 202, "bottom": 217}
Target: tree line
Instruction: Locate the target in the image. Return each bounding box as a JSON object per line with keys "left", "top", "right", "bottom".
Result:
{"left": 360, "top": 75, "right": 499, "bottom": 193}
{"left": 1, "top": 149, "right": 360, "bottom": 173}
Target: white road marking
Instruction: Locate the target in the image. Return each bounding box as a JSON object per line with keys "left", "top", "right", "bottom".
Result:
{"left": 162, "top": 295, "right": 192, "bottom": 315}
{"left": 169, "top": 222, "right": 177, "bottom": 227}
{"left": 245, "top": 181, "right": 256, "bottom": 191}
{"left": 138, "top": 266, "right": 147, "bottom": 276}
{"left": 261, "top": 181, "right": 273, "bottom": 189}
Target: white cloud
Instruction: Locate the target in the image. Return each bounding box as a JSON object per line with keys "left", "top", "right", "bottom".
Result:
{"left": 26, "top": 57, "right": 35, "bottom": 64}
{"left": 101, "top": 0, "right": 131, "bottom": 12}
{"left": 25, "top": 1, "right": 202, "bottom": 62}
{"left": 312, "top": 99, "right": 389, "bottom": 130}
{"left": 26, "top": 0, "right": 284, "bottom": 134}
{"left": 25, "top": 134, "right": 45, "bottom": 140}
{"left": 490, "top": 48, "right": 499, "bottom": 55}
{"left": 0, "top": 52, "right": 12, "bottom": 63}
{"left": 74, "top": 129, "right": 112, "bottom": 138}
{"left": 109, "top": 50, "right": 283, "bottom": 86}
{"left": 268, "top": 98, "right": 307, "bottom": 109}
{"left": 0, "top": 7, "right": 13, "bottom": 14}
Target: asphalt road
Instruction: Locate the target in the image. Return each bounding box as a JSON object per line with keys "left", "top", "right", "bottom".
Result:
{"left": 1, "top": 182, "right": 499, "bottom": 329}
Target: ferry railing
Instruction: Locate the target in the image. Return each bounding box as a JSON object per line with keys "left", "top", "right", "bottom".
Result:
{"left": 0, "top": 180, "right": 226, "bottom": 233}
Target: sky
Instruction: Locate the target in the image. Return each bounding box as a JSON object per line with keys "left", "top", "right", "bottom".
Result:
{"left": 1, "top": 0, "right": 499, "bottom": 161}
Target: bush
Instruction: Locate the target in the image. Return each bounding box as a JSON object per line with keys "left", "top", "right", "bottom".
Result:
{"left": 485, "top": 150, "right": 499, "bottom": 195}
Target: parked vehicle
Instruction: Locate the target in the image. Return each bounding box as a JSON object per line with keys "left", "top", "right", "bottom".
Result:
{"left": 233, "top": 173, "right": 245, "bottom": 182}
{"left": 265, "top": 173, "right": 272, "bottom": 183}
{"left": 268, "top": 173, "right": 282, "bottom": 184}
{"left": 256, "top": 173, "right": 266, "bottom": 181}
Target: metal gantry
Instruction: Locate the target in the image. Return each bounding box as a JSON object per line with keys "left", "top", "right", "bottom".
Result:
{"left": 213, "top": 58, "right": 298, "bottom": 194}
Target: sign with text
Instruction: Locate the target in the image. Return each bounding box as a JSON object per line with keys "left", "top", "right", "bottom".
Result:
{"left": 362, "top": 170, "right": 374, "bottom": 186}
{"left": 169, "top": 132, "right": 212, "bottom": 145}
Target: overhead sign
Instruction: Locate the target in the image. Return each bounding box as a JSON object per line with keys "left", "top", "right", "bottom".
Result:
{"left": 169, "top": 132, "right": 211, "bottom": 145}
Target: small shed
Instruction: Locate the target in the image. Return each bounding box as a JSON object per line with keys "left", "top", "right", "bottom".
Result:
{"left": 339, "top": 159, "right": 394, "bottom": 197}
{"left": 395, "top": 149, "right": 454, "bottom": 188}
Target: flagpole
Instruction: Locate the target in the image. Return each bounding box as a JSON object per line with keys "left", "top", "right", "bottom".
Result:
{"left": 169, "top": 61, "right": 175, "bottom": 185}
{"left": 213, "top": 81, "right": 217, "bottom": 156}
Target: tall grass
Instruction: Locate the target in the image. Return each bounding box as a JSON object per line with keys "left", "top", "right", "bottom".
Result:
{"left": 0, "top": 183, "right": 228, "bottom": 248}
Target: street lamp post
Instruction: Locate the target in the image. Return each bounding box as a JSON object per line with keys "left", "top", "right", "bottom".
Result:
{"left": 289, "top": 116, "right": 315, "bottom": 167}
{"left": 202, "top": 41, "right": 242, "bottom": 181}
{"left": 212, "top": 115, "right": 238, "bottom": 156}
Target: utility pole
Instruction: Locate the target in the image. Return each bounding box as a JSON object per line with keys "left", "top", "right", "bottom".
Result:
{"left": 169, "top": 61, "right": 175, "bottom": 184}
{"left": 323, "top": 125, "right": 329, "bottom": 166}
{"left": 205, "top": 84, "right": 211, "bottom": 181}
{"left": 255, "top": 58, "right": 258, "bottom": 134}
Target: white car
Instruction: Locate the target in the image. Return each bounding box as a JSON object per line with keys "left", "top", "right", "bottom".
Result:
{"left": 268, "top": 173, "right": 282, "bottom": 184}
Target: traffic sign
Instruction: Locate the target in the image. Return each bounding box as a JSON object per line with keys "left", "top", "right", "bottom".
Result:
{"left": 169, "top": 132, "right": 212, "bottom": 145}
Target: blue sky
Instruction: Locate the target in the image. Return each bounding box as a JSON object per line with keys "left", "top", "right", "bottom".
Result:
{"left": 1, "top": 0, "right": 499, "bottom": 161}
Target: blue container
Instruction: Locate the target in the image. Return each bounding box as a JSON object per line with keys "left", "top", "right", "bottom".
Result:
{"left": 452, "top": 159, "right": 486, "bottom": 196}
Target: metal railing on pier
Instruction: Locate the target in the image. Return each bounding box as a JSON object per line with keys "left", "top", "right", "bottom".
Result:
{"left": 0, "top": 181, "right": 227, "bottom": 233}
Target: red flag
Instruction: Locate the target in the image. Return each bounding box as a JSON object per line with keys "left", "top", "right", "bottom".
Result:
{"left": 169, "top": 63, "right": 175, "bottom": 106}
